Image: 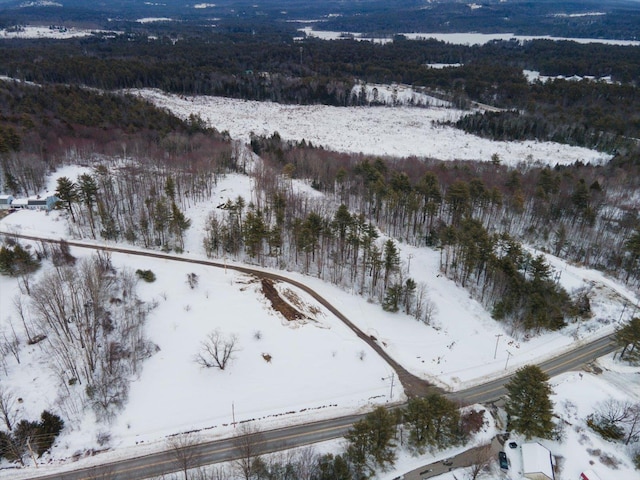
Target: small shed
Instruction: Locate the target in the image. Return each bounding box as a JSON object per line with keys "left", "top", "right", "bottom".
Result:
{"left": 0, "top": 194, "right": 14, "bottom": 209}
{"left": 522, "top": 442, "right": 555, "bottom": 480}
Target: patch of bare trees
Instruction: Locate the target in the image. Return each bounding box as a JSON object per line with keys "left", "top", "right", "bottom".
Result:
{"left": 28, "top": 252, "right": 157, "bottom": 422}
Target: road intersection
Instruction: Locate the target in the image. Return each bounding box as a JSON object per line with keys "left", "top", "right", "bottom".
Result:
{"left": 0, "top": 233, "right": 621, "bottom": 480}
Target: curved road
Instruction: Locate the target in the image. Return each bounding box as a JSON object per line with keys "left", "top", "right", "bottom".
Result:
{"left": 0, "top": 233, "right": 621, "bottom": 480}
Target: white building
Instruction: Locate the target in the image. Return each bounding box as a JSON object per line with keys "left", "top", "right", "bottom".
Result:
{"left": 7, "top": 193, "right": 58, "bottom": 211}
{"left": 522, "top": 442, "right": 555, "bottom": 480}
{"left": 0, "top": 194, "right": 14, "bottom": 209}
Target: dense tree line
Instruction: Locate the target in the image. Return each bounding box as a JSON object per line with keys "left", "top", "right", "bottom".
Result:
{"left": 342, "top": 396, "right": 484, "bottom": 479}
{"left": 454, "top": 78, "right": 640, "bottom": 153}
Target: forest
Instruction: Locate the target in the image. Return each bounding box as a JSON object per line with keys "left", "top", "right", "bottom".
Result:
{"left": 0, "top": 28, "right": 639, "bottom": 156}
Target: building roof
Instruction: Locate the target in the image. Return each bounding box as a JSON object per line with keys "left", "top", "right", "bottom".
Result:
{"left": 522, "top": 442, "right": 554, "bottom": 479}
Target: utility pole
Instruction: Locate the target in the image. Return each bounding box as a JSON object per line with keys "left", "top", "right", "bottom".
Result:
{"left": 26, "top": 437, "right": 38, "bottom": 468}
{"left": 382, "top": 373, "right": 395, "bottom": 400}
{"left": 619, "top": 301, "right": 628, "bottom": 323}
{"left": 504, "top": 350, "right": 513, "bottom": 371}
{"left": 232, "top": 401, "right": 236, "bottom": 428}
{"left": 494, "top": 334, "right": 503, "bottom": 360}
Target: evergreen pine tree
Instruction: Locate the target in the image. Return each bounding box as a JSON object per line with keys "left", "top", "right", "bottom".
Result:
{"left": 383, "top": 239, "right": 400, "bottom": 288}
{"left": 55, "top": 176, "right": 79, "bottom": 222}
{"left": 345, "top": 406, "right": 396, "bottom": 478}
{"left": 616, "top": 317, "right": 640, "bottom": 362}
{"left": 505, "top": 365, "right": 555, "bottom": 439}
{"left": 78, "top": 173, "right": 99, "bottom": 235}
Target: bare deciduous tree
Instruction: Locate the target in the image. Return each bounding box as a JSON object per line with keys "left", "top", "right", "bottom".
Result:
{"left": 167, "top": 433, "right": 201, "bottom": 480}
{"left": 0, "top": 387, "right": 18, "bottom": 432}
{"left": 590, "top": 398, "right": 640, "bottom": 445}
{"left": 1, "top": 324, "right": 20, "bottom": 364}
{"left": 12, "top": 295, "right": 34, "bottom": 344}
{"left": 233, "top": 423, "right": 264, "bottom": 480}
{"left": 193, "top": 465, "right": 230, "bottom": 480}
{"left": 595, "top": 398, "right": 633, "bottom": 426}
{"left": 195, "top": 330, "right": 238, "bottom": 370}
{"left": 294, "top": 446, "right": 320, "bottom": 480}
{"left": 465, "top": 444, "right": 493, "bottom": 480}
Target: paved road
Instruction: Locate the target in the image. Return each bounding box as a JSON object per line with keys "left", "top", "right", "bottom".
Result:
{"left": 0, "top": 233, "right": 622, "bottom": 480}
{"left": 25, "top": 415, "right": 363, "bottom": 480}
{"left": 448, "top": 333, "right": 618, "bottom": 405}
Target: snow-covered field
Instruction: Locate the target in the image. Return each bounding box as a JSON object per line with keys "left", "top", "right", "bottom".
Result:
{"left": 1, "top": 161, "right": 639, "bottom": 479}
{"left": 0, "top": 25, "right": 115, "bottom": 39}
{"left": 299, "top": 26, "right": 640, "bottom": 47}
{"left": 132, "top": 88, "right": 612, "bottom": 167}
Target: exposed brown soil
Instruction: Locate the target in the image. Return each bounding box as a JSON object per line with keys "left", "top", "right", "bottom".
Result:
{"left": 261, "top": 278, "right": 306, "bottom": 321}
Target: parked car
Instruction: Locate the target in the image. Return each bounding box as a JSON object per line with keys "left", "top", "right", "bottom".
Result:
{"left": 498, "top": 451, "right": 509, "bottom": 469}
{"left": 508, "top": 441, "right": 518, "bottom": 449}
{"left": 442, "top": 458, "right": 453, "bottom": 466}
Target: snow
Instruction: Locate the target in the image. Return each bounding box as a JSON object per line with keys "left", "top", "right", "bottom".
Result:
{"left": 524, "top": 69, "right": 614, "bottom": 85}
{"left": 301, "top": 27, "right": 640, "bottom": 47}
{"left": 131, "top": 88, "right": 612, "bottom": 167}
{"left": 426, "top": 63, "right": 463, "bottom": 69}
{"left": 552, "top": 12, "right": 606, "bottom": 19}
{"left": 109, "top": 256, "right": 396, "bottom": 444}
{"left": 351, "top": 83, "right": 452, "bottom": 108}
{"left": 136, "top": 17, "right": 174, "bottom": 23}
{"left": 18, "top": 1, "right": 62, "bottom": 7}
{"left": 0, "top": 26, "right": 100, "bottom": 39}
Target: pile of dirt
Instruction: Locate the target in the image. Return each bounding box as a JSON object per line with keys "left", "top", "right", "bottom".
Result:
{"left": 261, "top": 278, "right": 307, "bottom": 322}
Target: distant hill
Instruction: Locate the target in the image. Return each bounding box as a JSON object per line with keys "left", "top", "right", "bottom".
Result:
{"left": 0, "top": 0, "right": 638, "bottom": 40}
